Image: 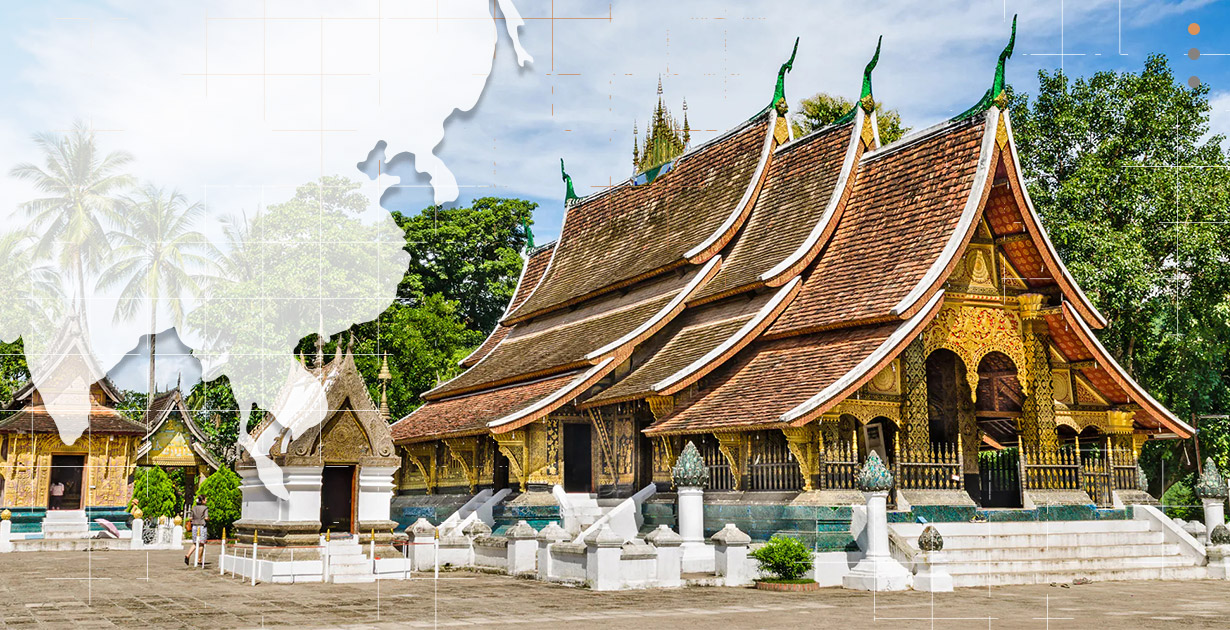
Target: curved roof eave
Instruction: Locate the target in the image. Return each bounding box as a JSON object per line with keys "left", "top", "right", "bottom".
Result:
{"left": 1059, "top": 302, "right": 1191, "bottom": 437}
{"left": 757, "top": 107, "right": 866, "bottom": 286}
{"left": 781, "top": 289, "right": 947, "bottom": 426}
{"left": 999, "top": 111, "right": 1109, "bottom": 329}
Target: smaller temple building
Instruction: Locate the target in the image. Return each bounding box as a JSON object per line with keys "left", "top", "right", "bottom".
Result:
{"left": 233, "top": 341, "right": 400, "bottom": 546}
{"left": 137, "top": 387, "right": 221, "bottom": 513}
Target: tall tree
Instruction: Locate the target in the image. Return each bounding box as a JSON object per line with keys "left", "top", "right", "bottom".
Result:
{"left": 97, "top": 184, "right": 212, "bottom": 404}
{"left": 393, "top": 197, "right": 534, "bottom": 332}
{"left": 1006, "top": 54, "right": 1230, "bottom": 481}
{"left": 791, "top": 93, "right": 910, "bottom": 143}
{"left": 9, "top": 121, "right": 133, "bottom": 310}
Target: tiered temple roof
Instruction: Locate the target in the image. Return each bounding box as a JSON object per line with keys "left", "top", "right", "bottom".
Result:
{"left": 392, "top": 31, "right": 1191, "bottom": 446}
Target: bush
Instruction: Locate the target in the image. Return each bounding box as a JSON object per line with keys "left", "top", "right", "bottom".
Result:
{"left": 130, "top": 466, "right": 178, "bottom": 520}
{"left": 750, "top": 535, "right": 814, "bottom": 581}
{"left": 196, "top": 466, "right": 242, "bottom": 538}
{"left": 1161, "top": 475, "right": 1201, "bottom": 521}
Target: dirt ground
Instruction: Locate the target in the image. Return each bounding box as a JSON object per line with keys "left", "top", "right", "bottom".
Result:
{"left": 0, "top": 549, "right": 1227, "bottom": 629}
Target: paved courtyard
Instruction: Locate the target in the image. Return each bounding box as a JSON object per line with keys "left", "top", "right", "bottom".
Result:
{"left": 0, "top": 549, "right": 1227, "bottom": 629}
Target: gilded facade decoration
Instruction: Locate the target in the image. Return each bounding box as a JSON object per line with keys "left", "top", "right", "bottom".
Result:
{"left": 492, "top": 430, "right": 527, "bottom": 491}
{"left": 0, "top": 433, "right": 136, "bottom": 508}
{"left": 781, "top": 425, "right": 818, "bottom": 491}
{"left": 714, "top": 432, "right": 746, "bottom": 490}
{"left": 646, "top": 395, "right": 675, "bottom": 420}
{"left": 318, "top": 410, "right": 370, "bottom": 463}
{"left": 948, "top": 244, "right": 999, "bottom": 295}
{"left": 901, "top": 337, "right": 930, "bottom": 458}
{"left": 443, "top": 438, "right": 480, "bottom": 491}
{"left": 922, "top": 301, "right": 1028, "bottom": 402}
{"left": 1020, "top": 323, "right": 1059, "bottom": 453}
{"left": 1052, "top": 368, "right": 1074, "bottom": 404}
{"left": 863, "top": 359, "right": 901, "bottom": 396}
{"left": 652, "top": 435, "right": 678, "bottom": 486}
{"left": 832, "top": 399, "right": 902, "bottom": 428}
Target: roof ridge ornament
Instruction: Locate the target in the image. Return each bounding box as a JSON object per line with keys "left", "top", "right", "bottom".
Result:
{"left": 522, "top": 216, "right": 535, "bottom": 252}
{"left": 560, "top": 158, "right": 580, "bottom": 208}
{"left": 770, "top": 37, "right": 800, "bottom": 113}
{"left": 954, "top": 15, "right": 1017, "bottom": 121}
{"left": 835, "top": 36, "right": 882, "bottom": 126}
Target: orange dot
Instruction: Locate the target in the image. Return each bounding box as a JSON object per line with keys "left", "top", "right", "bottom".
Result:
{"left": 1189, "top": 22, "right": 1201, "bottom": 35}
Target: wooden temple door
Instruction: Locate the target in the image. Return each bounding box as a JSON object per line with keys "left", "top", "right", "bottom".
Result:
{"left": 563, "top": 423, "right": 593, "bottom": 493}
{"left": 49, "top": 454, "right": 85, "bottom": 510}
{"left": 320, "top": 465, "right": 356, "bottom": 533}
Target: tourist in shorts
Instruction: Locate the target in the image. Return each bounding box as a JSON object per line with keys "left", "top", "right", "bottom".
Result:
{"left": 185, "top": 495, "right": 208, "bottom": 567}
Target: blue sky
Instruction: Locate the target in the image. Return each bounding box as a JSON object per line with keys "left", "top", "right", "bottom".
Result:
{"left": 1, "top": 0, "right": 1228, "bottom": 390}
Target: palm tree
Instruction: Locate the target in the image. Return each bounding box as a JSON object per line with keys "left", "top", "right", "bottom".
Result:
{"left": 9, "top": 121, "right": 134, "bottom": 310}
{"left": 96, "top": 184, "right": 213, "bottom": 405}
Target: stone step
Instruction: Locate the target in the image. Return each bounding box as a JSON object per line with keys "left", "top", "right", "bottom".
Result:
{"left": 944, "top": 554, "right": 1200, "bottom": 576}
{"left": 331, "top": 573, "right": 376, "bottom": 584}
{"left": 950, "top": 565, "right": 1208, "bottom": 587}
{"left": 937, "top": 542, "right": 1182, "bottom": 563}
{"left": 892, "top": 519, "right": 1151, "bottom": 538}
{"left": 329, "top": 562, "right": 374, "bottom": 575}
{"left": 924, "top": 531, "right": 1166, "bottom": 549}
{"left": 329, "top": 555, "right": 372, "bottom": 566}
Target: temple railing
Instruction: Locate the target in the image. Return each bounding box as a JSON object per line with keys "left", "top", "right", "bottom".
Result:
{"left": 1110, "top": 446, "right": 1142, "bottom": 491}
{"left": 747, "top": 431, "right": 804, "bottom": 491}
{"left": 893, "top": 438, "right": 963, "bottom": 490}
{"left": 819, "top": 441, "right": 859, "bottom": 490}
{"left": 1019, "top": 444, "right": 1082, "bottom": 491}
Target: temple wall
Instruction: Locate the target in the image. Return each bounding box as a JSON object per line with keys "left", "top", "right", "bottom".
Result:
{"left": 0, "top": 433, "right": 137, "bottom": 508}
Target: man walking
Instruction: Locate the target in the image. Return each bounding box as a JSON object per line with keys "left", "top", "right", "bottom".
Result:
{"left": 185, "top": 495, "right": 208, "bottom": 567}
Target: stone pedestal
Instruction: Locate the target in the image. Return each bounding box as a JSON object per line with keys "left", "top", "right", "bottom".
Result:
{"left": 712, "top": 524, "right": 752, "bottom": 587}
{"left": 843, "top": 491, "right": 911, "bottom": 591}
{"left": 912, "top": 550, "right": 952, "bottom": 592}
{"left": 42, "top": 510, "right": 89, "bottom": 539}
{"left": 1203, "top": 498, "right": 1225, "bottom": 540}
{"left": 505, "top": 520, "right": 538, "bottom": 574}
{"left": 129, "top": 518, "right": 144, "bottom": 550}
{"left": 0, "top": 517, "right": 12, "bottom": 553}
{"left": 537, "top": 521, "right": 570, "bottom": 581}
{"left": 405, "top": 518, "right": 436, "bottom": 571}
{"left": 584, "top": 524, "right": 624, "bottom": 591}
{"left": 645, "top": 525, "right": 683, "bottom": 587}
{"left": 677, "top": 486, "right": 711, "bottom": 572}
{"left": 1208, "top": 545, "right": 1230, "bottom": 580}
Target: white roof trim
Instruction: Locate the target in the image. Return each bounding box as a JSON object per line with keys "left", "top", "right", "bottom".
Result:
{"left": 1063, "top": 303, "right": 1190, "bottom": 434}
{"left": 1001, "top": 111, "right": 1109, "bottom": 328}
{"left": 889, "top": 109, "right": 998, "bottom": 317}
{"left": 583, "top": 256, "right": 722, "bottom": 361}
{"left": 759, "top": 108, "right": 864, "bottom": 282}
{"left": 653, "top": 276, "right": 800, "bottom": 393}
{"left": 488, "top": 358, "right": 615, "bottom": 429}
{"left": 781, "top": 289, "right": 945, "bottom": 424}
{"left": 683, "top": 111, "right": 776, "bottom": 260}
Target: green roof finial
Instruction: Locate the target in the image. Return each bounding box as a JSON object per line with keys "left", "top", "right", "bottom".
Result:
{"left": 860, "top": 35, "right": 882, "bottom": 104}
{"left": 522, "top": 217, "right": 534, "bottom": 251}
{"left": 835, "top": 36, "right": 883, "bottom": 126}
{"left": 770, "top": 37, "right": 800, "bottom": 111}
{"left": 954, "top": 15, "right": 1017, "bottom": 120}
{"left": 560, "top": 158, "right": 579, "bottom": 206}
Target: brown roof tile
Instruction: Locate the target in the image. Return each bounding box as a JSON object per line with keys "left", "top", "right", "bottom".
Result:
{"left": 767, "top": 118, "right": 987, "bottom": 337}
{"left": 0, "top": 404, "right": 146, "bottom": 435}
{"left": 392, "top": 372, "right": 581, "bottom": 443}
{"left": 426, "top": 266, "right": 704, "bottom": 400}
{"left": 692, "top": 121, "right": 854, "bottom": 302}
{"left": 644, "top": 322, "right": 902, "bottom": 435}
{"left": 505, "top": 114, "right": 770, "bottom": 322}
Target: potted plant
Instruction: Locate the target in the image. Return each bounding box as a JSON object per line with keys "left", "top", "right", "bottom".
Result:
{"left": 749, "top": 535, "right": 818, "bottom": 591}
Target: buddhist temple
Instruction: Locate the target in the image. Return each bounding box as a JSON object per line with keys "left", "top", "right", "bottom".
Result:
{"left": 233, "top": 338, "right": 400, "bottom": 546}
{"left": 390, "top": 23, "right": 1190, "bottom": 540}
{"left": 0, "top": 324, "right": 145, "bottom": 536}
{"left": 137, "top": 387, "right": 221, "bottom": 510}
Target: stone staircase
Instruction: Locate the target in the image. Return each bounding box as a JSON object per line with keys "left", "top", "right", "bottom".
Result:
{"left": 42, "top": 510, "right": 89, "bottom": 539}
{"left": 562, "top": 493, "right": 609, "bottom": 532}
{"left": 325, "top": 537, "right": 374, "bottom": 584}
{"left": 890, "top": 518, "right": 1206, "bottom": 587}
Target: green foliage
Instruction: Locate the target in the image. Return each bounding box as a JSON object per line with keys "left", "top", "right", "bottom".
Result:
{"left": 1160, "top": 474, "right": 1200, "bottom": 521}
{"left": 790, "top": 92, "right": 909, "bottom": 143}
{"left": 115, "top": 390, "right": 148, "bottom": 425}
{"left": 1007, "top": 54, "right": 1230, "bottom": 479}
{"left": 197, "top": 466, "right": 242, "bottom": 538}
{"left": 130, "top": 466, "right": 178, "bottom": 520}
{"left": 0, "top": 339, "right": 29, "bottom": 404}
{"left": 392, "top": 197, "right": 535, "bottom": 332}
{"left": 750, "top": 535, "right": 814, "bottom": 581}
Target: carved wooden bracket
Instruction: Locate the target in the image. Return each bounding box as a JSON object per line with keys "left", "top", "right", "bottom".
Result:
{"left": 646, "top": 395, "right": 675, "bottom": 421}
{"left": 714, "top": 432, "right": 745, "bottom": 490}
{"left": 781, "top": 426, "right": 817, "bottom": 491}
{"left": 443, "top": 438, "right": 479, "bottom": 492}
{"left": 404, "top": 444, "right": 436, "bottom": 495}
{"left": 492, "top": 431, "right": 528, "bottom": 492}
